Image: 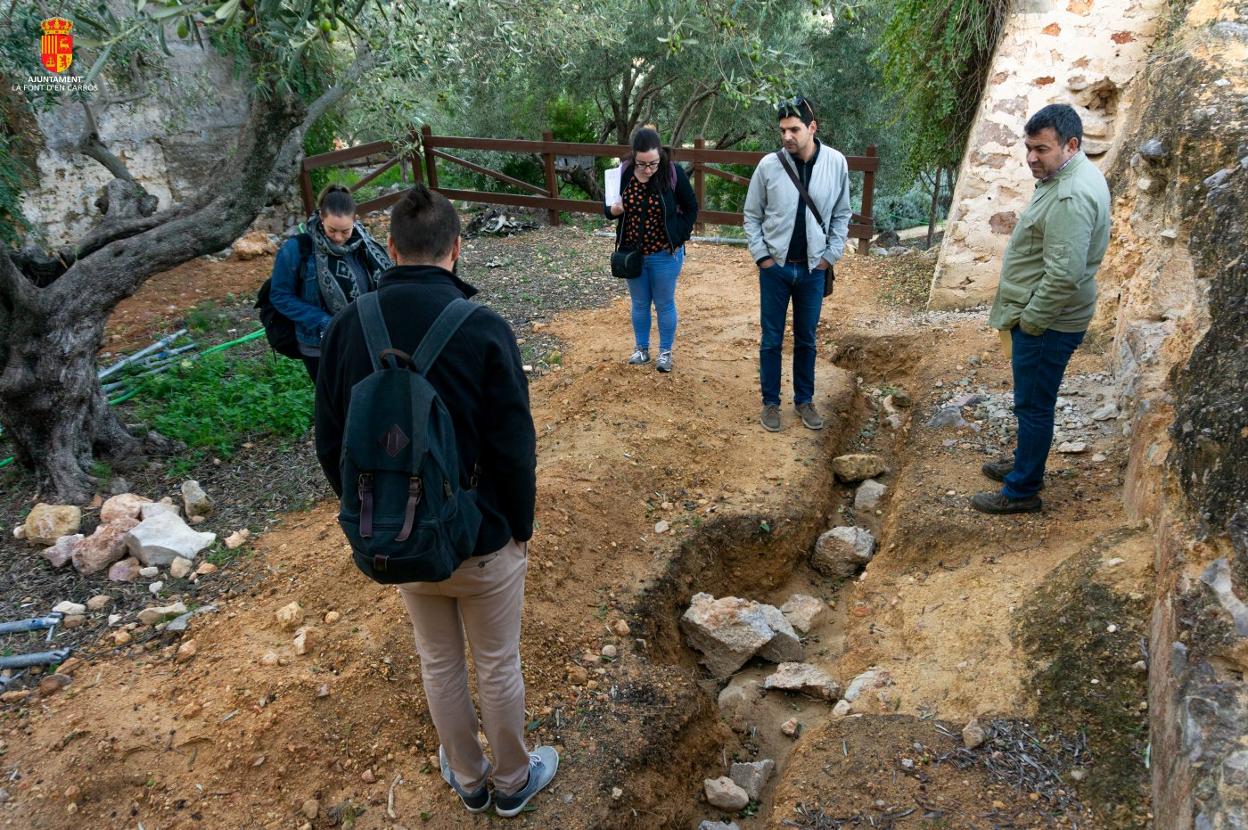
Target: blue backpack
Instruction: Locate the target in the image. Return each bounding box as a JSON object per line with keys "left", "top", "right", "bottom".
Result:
{"left": 338, "top": 292, "right": 483, "bottom": 583}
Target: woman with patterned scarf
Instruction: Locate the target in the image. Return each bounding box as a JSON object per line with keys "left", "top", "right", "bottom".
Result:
{"left": 269, "top": 185, "right": 392, "bottom": 379}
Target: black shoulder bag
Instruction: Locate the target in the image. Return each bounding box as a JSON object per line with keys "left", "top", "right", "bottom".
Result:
{"left": 776, "top": 151, "right": 835, "bottom": 298}
{"left": 610, "top": 214, "right": 643, "bottom": 280}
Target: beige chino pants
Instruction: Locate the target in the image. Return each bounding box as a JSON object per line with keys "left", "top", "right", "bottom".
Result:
{"left": 397, "top": 538, "right": 530, "bottom": 794}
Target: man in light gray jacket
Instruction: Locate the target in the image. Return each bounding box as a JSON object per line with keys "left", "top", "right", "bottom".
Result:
{"left": 744, "top": 96, "right": 852, "bottom": 432}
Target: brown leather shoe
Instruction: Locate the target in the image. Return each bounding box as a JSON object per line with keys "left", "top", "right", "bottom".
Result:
{"left": 982, "top": 458, "right": 1044, "bottom": 490}
{"left": 970, "top": 491, "right": 1042, "bottom": 514}
{"left": 981, "top": 458, "right": 1013, "bottom": 482}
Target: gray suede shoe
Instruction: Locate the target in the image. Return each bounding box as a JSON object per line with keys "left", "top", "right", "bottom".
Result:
{"left": 628, "top": 347, "right": 650, "bottom": 365}
{"left": 760, "top": 404, "right": 781, "bottom": 432}
{"left": 795, "top": 402, "right": 824, "bottom": 430}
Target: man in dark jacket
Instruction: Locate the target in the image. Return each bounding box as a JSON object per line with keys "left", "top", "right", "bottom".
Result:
{"left": 314, "top": 185, "right": 558, "bottom": 818}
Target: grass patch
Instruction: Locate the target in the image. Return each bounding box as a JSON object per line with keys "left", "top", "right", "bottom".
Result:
{"left": 129, "top": 352, "right": 313, "bottom": 467}
{"left": 1013, "top": 528, "right": 1151, "bottom": 828}
{"left": 186, "top": 299, "right": 237, "bottom": 335}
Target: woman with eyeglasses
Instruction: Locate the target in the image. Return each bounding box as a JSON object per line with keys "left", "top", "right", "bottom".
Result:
{"left": 604, "top": 127, "right": 699, "bottom": 373}
{"left": 268, "top": 184, "right": 392, "bottom": 380}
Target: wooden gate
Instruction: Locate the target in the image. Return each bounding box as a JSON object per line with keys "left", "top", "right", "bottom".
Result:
{"left": 300, "top": 128, "right": 878, "bottom": 252}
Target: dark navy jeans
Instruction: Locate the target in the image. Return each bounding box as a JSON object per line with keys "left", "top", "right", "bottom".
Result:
{"left": 759, "top": 262, "right": 824, "bottom": 406}
{"left": 1003, "top": 326, "right": 1086, "bottom": 499}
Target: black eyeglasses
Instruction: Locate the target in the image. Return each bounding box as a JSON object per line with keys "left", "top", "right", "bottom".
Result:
{"left": 635, "top": 160, "right": 661, "bottom": 171}
{"left": 776, "top": 95, "right": 816, "bottom": 120}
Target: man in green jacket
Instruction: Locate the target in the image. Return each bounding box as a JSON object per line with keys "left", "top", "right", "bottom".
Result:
{"left": 972, "top": 104, "right": 1111, "bottom": 515}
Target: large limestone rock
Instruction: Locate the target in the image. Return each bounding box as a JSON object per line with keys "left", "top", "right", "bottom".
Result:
{"left": 681, "top": 593, "right": 803, "bottom": 680}
{"left": 703, "top": 777, "right": 749, "bottom": 811}
{"left": 831, "top": 454, "right": 887, "bottom": 483}
{"left": 854, "top": 479, "right": 888, "bottom": 511}
{"left": 763, "top": 662, "right": 841, "bottom": 700}
{"left": 100, "top": 493, "right": 152, "bottom": 524}
{"left": 779, "top": 594, "right": 826, "bottom": 634}
{"left": 140, "top": 501, "right": 181, "bottom": 520}
{"left": 124, "top": 512, "right": 216, "bottom": 566}
{"left": 729, "top": 759, "right": 775, "bottom": 801}
{"left": 231, "top": 230, "right": 277, "bottom": 260}
{"left": 810, "top": 526, "right": 877, "bottom": 578}
{"left": 71, "top": 518, "right": 139, "bottom": 574}
{"left": 23, "top": 504, "right": 82, "bottom": 546}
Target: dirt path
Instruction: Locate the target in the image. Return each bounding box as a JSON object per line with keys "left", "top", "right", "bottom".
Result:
{"left": 1, "top": 243, "right": 1150, "bottom": 829}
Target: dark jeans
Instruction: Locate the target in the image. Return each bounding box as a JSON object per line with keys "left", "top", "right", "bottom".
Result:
{"left": 1003, "top": 326, "right": 1085, "bottom": 499}
{"left": 759, "top": 262, "right": 824, "bottom": 406}
{"left": 300, "top": 354, "right": 320, "bottom": 382}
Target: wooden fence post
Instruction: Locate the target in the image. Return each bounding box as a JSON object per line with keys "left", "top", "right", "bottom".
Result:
{"left": 422, "top": 125, "right": 439, "bottom": 190}
{"left": 542, "top": 130, "right": 560, "bottom": 227}
{"left": 693, "top": 137, "right": 706, "bottom": 236}
{"left": 859, "top": 144, "right": 877, "bottom": 254}
{"left": 409, "top": 129, "right": 424, "bottom": 186}
{"left": 299, "top": 163, "right": 315, "bottom": 217}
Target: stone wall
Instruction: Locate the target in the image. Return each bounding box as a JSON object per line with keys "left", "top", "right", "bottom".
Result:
{"left": 1098, "top": 0, "right": 1248, "bottom": 824}
{"left": 19, "top": 40, "right": 251, "bottom": 248}
{"left": 928, "top": 0, "right": 1166, "bottom": 310}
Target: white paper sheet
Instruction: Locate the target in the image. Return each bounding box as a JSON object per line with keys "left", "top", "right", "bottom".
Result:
{"left": 604, "top": 167, "right": 622, "bottom": 206}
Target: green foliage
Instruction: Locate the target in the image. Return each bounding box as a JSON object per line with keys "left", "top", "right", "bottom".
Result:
{"left": 876, "top": 0, "right": 1010, "bottom": 174}
{"left": 130, "top": 352, "right": 313, "bottom": 461}
{"left": 548, "top": 96, "right": 598, "bottom": 144}
{"left": 875, "top": 175, "right": 951, "bottom": 232}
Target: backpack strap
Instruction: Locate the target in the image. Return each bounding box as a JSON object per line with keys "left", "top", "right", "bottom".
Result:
{"left": 775, "top": 150, "right": 828, "bottom": 233}
{"left": 411, "top": 298, "right": 479, "bottom": 376}
{"left": 356, "top": 292, "right": 395, "bottom": 372}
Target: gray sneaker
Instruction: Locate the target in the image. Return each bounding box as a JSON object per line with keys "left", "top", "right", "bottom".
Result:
{"left": 438, "top": 746, "right": 491, "bottom": 813}
{"left": 628, "top": 347, "right": 650, "bottom": 365}
{"left": 795, "top": 402, "right": 824, "bottom": 430}
{"left": 760, "top": 404, "right": 781, "bottom": 432}
{"left": 494, "top": 746, "right": 559, "bottom": 818}
{"left": 656, "top": 350, "right": 673, "bottom": 373}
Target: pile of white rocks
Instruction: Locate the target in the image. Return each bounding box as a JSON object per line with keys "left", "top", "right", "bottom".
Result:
{"left": 16, "top": 481, "right": 245, "bottom": 583}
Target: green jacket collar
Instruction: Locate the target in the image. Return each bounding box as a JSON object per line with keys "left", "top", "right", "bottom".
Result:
{"left": 1038, "top": 150, "right": 1087, "bottom": 188}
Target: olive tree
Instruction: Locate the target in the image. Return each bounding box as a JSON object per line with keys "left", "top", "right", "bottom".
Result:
{"left": 0, "top": 0, "right": 526, "bottom": 502}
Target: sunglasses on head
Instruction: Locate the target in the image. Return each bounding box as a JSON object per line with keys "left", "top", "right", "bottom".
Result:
{"left": 776, "top": 95, "right": 816, "bottom": 120}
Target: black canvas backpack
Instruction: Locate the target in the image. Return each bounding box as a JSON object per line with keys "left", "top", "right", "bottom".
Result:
{"left": 337, "top": 292, "right": 484, "bottom": 583}
{"left": 255, "top": 233, "right": 313, "bottom": 359}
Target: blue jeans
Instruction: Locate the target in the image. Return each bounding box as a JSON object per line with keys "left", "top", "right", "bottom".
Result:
{"left": 759, "top": 262, "right": 824, "bottom": 406}
{"left": 1003, "top": 326, "right": 1086, "bottom": 499}
{"left": 627, "top": 248, "right": 684, "bottom": 351}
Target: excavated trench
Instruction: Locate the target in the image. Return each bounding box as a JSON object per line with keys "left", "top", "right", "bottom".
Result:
{"left": 597, "top": 333, "right": 924, "bottom": 829}
{"left": 585, "top": 323, "right": 1156, "bottom": 830}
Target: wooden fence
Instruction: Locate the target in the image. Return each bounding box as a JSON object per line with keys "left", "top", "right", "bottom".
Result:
{"left": 299, "top": 126, "right": 878, "bottom": 252}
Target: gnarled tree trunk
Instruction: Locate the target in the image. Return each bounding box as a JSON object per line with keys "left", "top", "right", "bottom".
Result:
{"left": 0, "top": 50, "right": 373, "bottom": 503}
